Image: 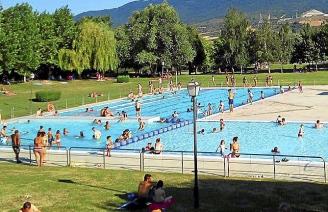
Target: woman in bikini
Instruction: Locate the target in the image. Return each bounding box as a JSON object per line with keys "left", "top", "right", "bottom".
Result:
{"left": 34, "top": 132, "right": 44, "bottom": 167}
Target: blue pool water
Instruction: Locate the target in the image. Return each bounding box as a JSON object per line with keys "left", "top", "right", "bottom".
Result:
{"left": 60, "top": 88, "right": 279, "bottom": 120}
{"left": 124, "top": 121, "right": 328, "bottom": 158}
{"left": 6, "top": 119, "right": 166, "bottom": 148}
{"left": 2, "top": 87, "right": 281, "bottom": 149}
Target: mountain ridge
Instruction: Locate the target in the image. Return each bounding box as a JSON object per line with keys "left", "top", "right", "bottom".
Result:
{"left": 74, "top": 0, "right": 328, "bottom": 26}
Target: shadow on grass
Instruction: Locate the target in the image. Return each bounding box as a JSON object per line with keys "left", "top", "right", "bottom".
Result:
{"left": 99, "top": 177, "right": 328, "bottom": 212}
{"left": 58, "top": 179, "right": 128, "bottom": 194}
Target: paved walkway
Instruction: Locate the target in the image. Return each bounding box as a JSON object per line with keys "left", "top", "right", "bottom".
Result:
{"left": 204, "top": 86, "right": 328, "bottom": 122}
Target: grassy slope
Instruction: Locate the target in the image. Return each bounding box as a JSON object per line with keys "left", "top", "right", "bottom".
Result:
{"left": 0, "top": 72, "right": 327, "bottom": 119}
{"left": 0, "top": 163, "right": 327, "bottom": 212}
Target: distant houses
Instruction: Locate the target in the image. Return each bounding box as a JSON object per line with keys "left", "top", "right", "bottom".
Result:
{"left": 297, "top": 9, "right": 328, "bottom": 26}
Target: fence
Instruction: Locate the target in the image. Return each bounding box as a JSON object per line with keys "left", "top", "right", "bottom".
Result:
{"left": 0, "top": 146, "right": 326, "bottom": 183}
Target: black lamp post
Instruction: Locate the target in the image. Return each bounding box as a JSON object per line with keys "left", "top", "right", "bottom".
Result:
{"left": 187, "top": 81, "right": 200, "bottom": 209}
{"left": 30, "top": 73, "right": 35, "bottom": 114}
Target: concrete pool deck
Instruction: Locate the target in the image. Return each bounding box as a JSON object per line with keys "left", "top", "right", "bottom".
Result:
{"left": 204, "top": 86, "right": 328, "bottom": 122}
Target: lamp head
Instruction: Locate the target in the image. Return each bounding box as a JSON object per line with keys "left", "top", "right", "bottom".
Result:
{"left": 187, "top": 81, "right": 200, "bottom": 97}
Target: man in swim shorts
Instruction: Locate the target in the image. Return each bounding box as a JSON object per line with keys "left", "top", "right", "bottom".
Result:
{"left": 228, "top": 89, "right": 234, "bottom": 112}
{"left": 11, "top": 130, "right": 22, "bottom": 163}
{"left": 135, "top": 100, "right": 141, "bottom": 118}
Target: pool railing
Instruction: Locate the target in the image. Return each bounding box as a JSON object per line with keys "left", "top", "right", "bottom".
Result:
{"left": 0, "top": 145, "right": 326, "bottom": 183}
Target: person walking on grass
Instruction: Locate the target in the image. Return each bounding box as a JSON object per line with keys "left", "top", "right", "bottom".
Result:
{"left": 11, "top": 130, "right": 22, "bottom": 163}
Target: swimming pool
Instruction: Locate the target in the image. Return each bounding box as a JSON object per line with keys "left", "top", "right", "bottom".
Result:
{"left": 60, "top": 87, "right": 279, "bottom": 120}
{"left": 2, "top": 87, "right": 280, "bottom": 149}
{"left": 5, "top": 118, "right": 167, "bottom": 148}
{"left": 124, "top": 121, "right": 328, "bottom": 158}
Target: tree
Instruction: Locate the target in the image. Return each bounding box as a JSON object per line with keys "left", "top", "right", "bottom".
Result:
{"left": 115, "top": 26, "right": 133, "bottom": 69}
{"left": 276, "top": 23, "right": 295, "bottom": 73}
{"left": 0, "top": 3, "right": 41, "bottom": 79}
{"left": 292, "top": 24, "right": 320, "bottom": 70}
{"left": 58, "top": 49, "right": 78, "bottom": 71}
{"left": 187, "top": 26, "right": 206, "bottom": 74}
{"left": 58, "top": 20, "right": 118, "bottom": 74}
{"left": 252, "top": 20, "right": 278, "bottom": 73}
{"left": 136, "top": 51, "right": 158, "bottom": 72}
{"left": 213, "top": 9, "right": 250, "bottom": 73}
{"left": 38, "top": 12, "right": 59, "bottom": 66}
{"left": 53, "top": 6, "right": 76, "bottom": 50}
{"left": 120, "top": 2, "right": 195, "bottom": 74}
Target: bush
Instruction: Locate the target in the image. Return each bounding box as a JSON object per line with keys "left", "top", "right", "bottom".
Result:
{"left": 117, "top": 75, "right": 130, "bottom": 83}
{"left": 35, "top": 91, "right": 61, "bottom": 102}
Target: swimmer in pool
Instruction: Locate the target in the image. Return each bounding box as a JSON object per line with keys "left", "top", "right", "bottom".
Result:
{"left": 219, "top": 100, "right": 224, "bottom": 113}
{"left": 315, "top": 120, "right": 323, "bottom": 129}
{"left": 298, "top": 124, "right": 304, "bottom": 138}
{"left": 198, "top": 129, "right": 205, "bottom": 135}
{"left": 271, "top": 147, "right": 280, "bottom": 153}
{"left": 63, "top": 128, "right": 69, "bottom": 136}
{"left": 212, "top": 128, "right": 219, "bottom": 133}
{"left": 92, "top": 127, "right": 102, "bottom": 140}
{"left": 104, "top": 121, "right": 110, "bottom": 130}
{"left": 75, "top": 131, "right": 85, "bottom": 139}
{"left": 260, "top": 91, "right": 265, "bottom": 99}
{"left": 281, "top": 118, "right": 286, "bottom": 125}
{"left": 220, "top": 119, "right": 225, "bottom": 131}
{"left": 216, "top": 140, "right": 227, "bottom": 157}
{"left": 276, "top": 115, "right": 282, "bottom": 125}
{"left": 138, "top": 118, "right": 145, "bottom": 131}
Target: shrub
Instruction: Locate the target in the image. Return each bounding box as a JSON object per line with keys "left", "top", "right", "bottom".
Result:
{"left": 117, "top": 75, "right": 130, "bottom": 83}
{"left": 35, "top": 91, "right": 61, "bottom": 102}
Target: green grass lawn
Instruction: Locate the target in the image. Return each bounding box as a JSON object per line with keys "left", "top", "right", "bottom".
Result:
{"left": 0, "top": 72, "right": 327, "bottom": 119}
{"left": 0, "top": 163, "right": 327, "bottom": 212}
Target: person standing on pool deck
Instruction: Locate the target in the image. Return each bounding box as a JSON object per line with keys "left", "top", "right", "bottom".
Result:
{"left": 228, "top": 89, "right": 235, "bottom": 112}
{"left": 11, "top": 130, "right": 22, "bottom": 163}
{"left": 135, "top": 100, "right": 142, "bottom": 118}
{"left": 106, "top": 136, "right": 113, "bottom": 157}
{"left": 260, "top": 91, "right": 265, "bottom": 99}
{"left": 298, "top": 81, "right": 303, "bottom": 93}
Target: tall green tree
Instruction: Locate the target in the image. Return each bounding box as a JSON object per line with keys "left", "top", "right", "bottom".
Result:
{"left": 292, "top": 24, "right": 320, "bottom": 70}
{"left": 58, "top": 20, "right": 118, "bottom": 74}
{"left": 276, "top": 23, "right": 295, "bottom": 73}
{"left": 213, "top": 9, "right": 250, "bottom": 73}
{"left": 53, "top": 6, "right": 76, "bottom": 50}
{"left": 38, "top": 12, "right": 59, "bottom": 66}
{"left": 251, "top": 20, "right": 277, "bottom": 73}
{"left": 0, "top": 3, "right": 41, "bottom": 79}
{"left": 120, "top": 3, "right": 195, "bottom": 74}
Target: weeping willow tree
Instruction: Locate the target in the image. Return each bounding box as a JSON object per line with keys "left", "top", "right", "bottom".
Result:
{"left": 58, "top": 49, "right": 78, "bottom": 71}
{"left": 58, "top": 20, "right": 118, "bottom": 74}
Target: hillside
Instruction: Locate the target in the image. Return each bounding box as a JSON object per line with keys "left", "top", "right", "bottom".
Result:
{"left": 75, "top": 0, "right": 328, "bottom": 26}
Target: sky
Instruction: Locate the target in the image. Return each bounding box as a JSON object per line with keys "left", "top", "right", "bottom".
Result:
{"left": 1, "top": 0, "right": 136, "bottom": 15}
